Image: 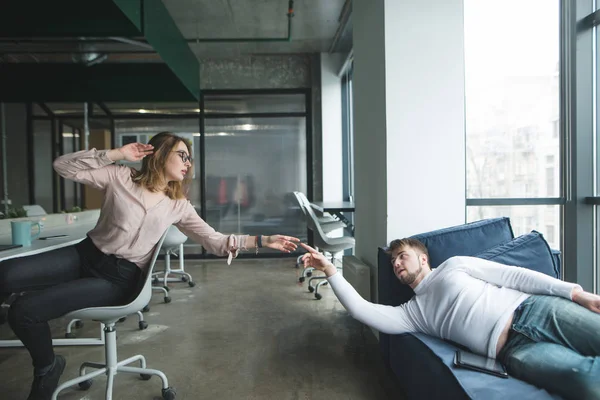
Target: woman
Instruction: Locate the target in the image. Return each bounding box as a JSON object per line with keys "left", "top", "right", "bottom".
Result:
{"left": 0, "top": 131, "right": 299, "bottom": 400}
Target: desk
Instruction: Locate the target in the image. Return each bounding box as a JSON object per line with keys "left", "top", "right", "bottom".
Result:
{"left": 311, "top": 201, "right": 355, "bottom": 235}
{"left": 0, "top": 221, "right": 105, "bottom": 347}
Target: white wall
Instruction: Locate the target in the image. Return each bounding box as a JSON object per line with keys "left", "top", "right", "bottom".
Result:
{"left": 353, "top": 0, "right": 466, "bottom": 300}
{"left": 320, "top": 53, "right": 344, "bottom": 202}
{"left": 384, "top": 0, "right": 466, "bottom": 241}
{"left": 353, "top": 0, "right": 389, "bottom": 271}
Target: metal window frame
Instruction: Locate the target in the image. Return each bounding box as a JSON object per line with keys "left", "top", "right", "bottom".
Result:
{"left": 464, "top": 0, "right": 597, "bottom": 292}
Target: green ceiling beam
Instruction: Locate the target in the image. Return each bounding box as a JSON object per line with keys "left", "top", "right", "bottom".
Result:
{"left": 136, "top": 0, "right": 200, "bottom": 100}
{"left": 0, "top": 64, "right": 197, "bottom": 102}
{"left": 111, "top": 0, "right": 143, "bottom": 31}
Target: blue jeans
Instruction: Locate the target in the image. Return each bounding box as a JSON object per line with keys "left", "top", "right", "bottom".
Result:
{"left": 498, "top": 295, "right": 600, "bottom": 400}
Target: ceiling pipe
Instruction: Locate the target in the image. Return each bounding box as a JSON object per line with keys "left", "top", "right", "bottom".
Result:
{"left": 185, "top": 0, "right": 295, "bottom": 43}
{"left": 328, "top": 0, "right": 352, "bottom": 53}
{"left": 108, "top": 36, "right": 154, "bottom": 49}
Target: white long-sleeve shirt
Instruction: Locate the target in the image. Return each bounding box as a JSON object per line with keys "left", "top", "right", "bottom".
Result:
{"left": 328, "top": 256, "right": 581, "bottom": 358}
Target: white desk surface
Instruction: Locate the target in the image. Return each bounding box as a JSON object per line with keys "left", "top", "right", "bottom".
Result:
{"left": 0, "top": 222, "right": 97, "bottom": 262}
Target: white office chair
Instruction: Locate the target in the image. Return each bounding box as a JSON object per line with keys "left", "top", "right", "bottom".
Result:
{"left": 300, "top": 196, "right": 355, "bottom": 300}
{"left": 23, "top": 204, "right": 48, "bottom": 217}
{"left": 293, "top": 192, "right": 346, "bottom": 231}
{"left": 52, "top": 230, "right": 176, "bottom": 400}
{"left": 292, "top": 192, "right": 346, "bottom": 268}
{"left": 150, "top": 225, "right": 194, "bottom": 305}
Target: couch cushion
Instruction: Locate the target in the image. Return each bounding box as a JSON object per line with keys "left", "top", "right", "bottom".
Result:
{"left": 395, "top": 333, "right": 561, "bottom": 400}
{"left": 475, "top": 231, "right": 559, "bottom": 278}
{"left": 412, "top": 217, "right": 515, "bottom": 268}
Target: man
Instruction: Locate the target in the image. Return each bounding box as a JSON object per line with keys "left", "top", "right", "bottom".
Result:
{"left": 300, "top": 239, "right": 600, "bottom": 400}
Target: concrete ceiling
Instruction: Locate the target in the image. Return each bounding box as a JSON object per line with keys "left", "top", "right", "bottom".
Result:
{"left": 163, "top": 0, "right": 351, "bottom": 59}
{"left": 0, "top": 0, "right": 351, "bottom": 64}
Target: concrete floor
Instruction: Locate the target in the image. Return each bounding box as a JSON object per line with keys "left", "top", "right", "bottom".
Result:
{"left": 0, "top": 258, "right": 401, "bottom": 400}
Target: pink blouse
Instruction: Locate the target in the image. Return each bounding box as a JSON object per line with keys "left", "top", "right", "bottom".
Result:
{"left": 53, "top": 149, "right": 248, "bottom": 269}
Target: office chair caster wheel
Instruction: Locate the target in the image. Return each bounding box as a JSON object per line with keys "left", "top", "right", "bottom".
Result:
{"left": 306, "top": 271, "right": 312, "bottom": 277}
{"left": 65, "top": 332, "right": 76, "bottom": 339}
{"left": 118, "top": 317, "right": 127, "bottom": 323}
{"left": 162, "top": 387, "right": 177, "bottom": 400}
{"left": 163, "top": 286, "right": 170, "bottom": 292}
{"left": 299, "top": 277, "right": 305, "bottom": 283}
{"left": 79, "top": 379, "right": 93, "bottom": 390}
{"left": 139, "top": 321, "right": 148, "bottom": 330}
{"left": 140, "top": 373, "right": 152, "bottom": 381}
{"left": 188, "top": 281, "right": 196, "bottom": 287}
{"left": 315, "top": 293, "right": 322, "bottom": 300}
{"left": 181, "top": 276, "right": 188, "bottom": 282}
{"left": 308, "top": 286, "right": 314, "bottom": 293}
{"left": 164, "top": 296, "right": 171, "bottom": 303}
{"left": 74, "top": 320, "right": 84, "bottom": 329}
{"left": 142, "top": 305, "right": 150, "bottom": 312}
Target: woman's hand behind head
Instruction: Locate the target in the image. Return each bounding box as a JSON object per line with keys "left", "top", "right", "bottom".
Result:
{"left": 119, "top": 143, "right": 154, "bottom": 162}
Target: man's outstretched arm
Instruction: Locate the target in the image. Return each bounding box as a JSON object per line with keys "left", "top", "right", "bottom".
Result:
{"left": 460, "top": 256, "right": 600, "bottom": 313}
{"left": 300, "top": 243, "right": 416, "bottom": 334}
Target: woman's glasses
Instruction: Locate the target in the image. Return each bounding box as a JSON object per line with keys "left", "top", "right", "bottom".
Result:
{"left": 174, "top": 151, "right": 193, "bottom": 164}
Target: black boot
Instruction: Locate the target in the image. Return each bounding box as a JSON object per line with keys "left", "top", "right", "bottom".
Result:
{"left": 27, "top": 355, "right": 66, "bottom": 400}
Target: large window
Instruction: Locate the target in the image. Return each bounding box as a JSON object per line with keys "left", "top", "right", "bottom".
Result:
{"left": 464, "top": 0, "right": 562, "bottom": 250}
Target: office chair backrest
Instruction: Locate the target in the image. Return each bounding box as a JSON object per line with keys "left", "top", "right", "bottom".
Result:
{"left": 301, "top": 198, "right": 330, "bottom": 244}
{"left": 23, "top": 205, "right": 48, "bottom": 217}
{"left": 162, "top": 225, "right": 188, "bottom": 250}
{"left": 292, "top": 192, "right": 309, "bottom": 216}
{"left": 128, "top": 229, "right": 169, "bottom": 313}
{"left": 295, "top": 192, "right": 312, "bottom": 210}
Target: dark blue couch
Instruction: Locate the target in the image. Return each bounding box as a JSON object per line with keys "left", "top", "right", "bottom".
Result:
{"left": 377, "top": 218, "right": 563, "bottom": 400}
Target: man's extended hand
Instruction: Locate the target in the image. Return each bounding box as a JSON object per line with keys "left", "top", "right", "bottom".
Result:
{"left": 572, "top": 289, "right": 600, "bottom": 314}
{"left": 300, "top": 243, "right": 337, "bottom": 277}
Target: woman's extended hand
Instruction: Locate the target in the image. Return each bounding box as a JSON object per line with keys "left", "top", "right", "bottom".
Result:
{"left": 116, "top": 143, "right": 154, "bottom": 162}
{"left": 263, "top": 235, "right": 300, "bottom": 253}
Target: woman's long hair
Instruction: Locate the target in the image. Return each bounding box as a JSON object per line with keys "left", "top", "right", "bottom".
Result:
{"left": 131, "top": 132, "right": 192, "bottom": 200}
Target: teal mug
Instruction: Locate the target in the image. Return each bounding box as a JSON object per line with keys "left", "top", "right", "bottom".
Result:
{"left": 11, "top": 220, "right": 41, "bottom": 247}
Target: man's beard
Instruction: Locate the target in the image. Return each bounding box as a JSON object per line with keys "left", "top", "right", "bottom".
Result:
{"left": 399, "top": 265, "right": 423, "bottom": 285}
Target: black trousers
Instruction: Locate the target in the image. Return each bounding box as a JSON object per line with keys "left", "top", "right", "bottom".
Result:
{"left": 0, "top": 237, "right": 141, "bottom": 371}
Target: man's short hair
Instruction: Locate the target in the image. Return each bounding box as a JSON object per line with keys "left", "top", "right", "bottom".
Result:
{"left": 387, "top": 238, "right": 429, "bottom": 260}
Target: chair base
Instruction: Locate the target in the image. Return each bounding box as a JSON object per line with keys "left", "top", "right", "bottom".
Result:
{"left": 151, "top": 285, "right": 172, "bottom": 303}
{"left": 152, "top": 244, "right": 195, "bottom": 290}
{"left": 52, "top": 328, "right": 175, "bottom": 400}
